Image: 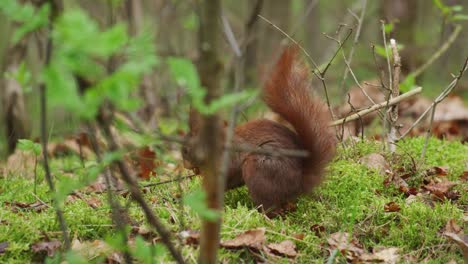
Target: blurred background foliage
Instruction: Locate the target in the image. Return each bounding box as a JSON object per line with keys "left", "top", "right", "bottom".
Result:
{"left": 0, "top": 0, "right": 467, "bottom": 158}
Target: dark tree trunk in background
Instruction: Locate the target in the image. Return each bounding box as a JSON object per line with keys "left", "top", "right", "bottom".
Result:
{"left": 1, "top": 38, "right": 30, "bottom": 155}
{"left": 258, "top": 0, "right": 290, "bottom": 66}
{"left": 126, "top": 0, "right": 158, "bottom": 128}
{"left": 304, "top": 1, "right": 321, "bottom": 60}
{"left": 244, "top": 0, "right": 263, "bottom": 86}
{"left": 196, "top": 0, "right": 224, "bottom": 263}
{"left": 382, "top": 0, "right": 419, "bottom": 75}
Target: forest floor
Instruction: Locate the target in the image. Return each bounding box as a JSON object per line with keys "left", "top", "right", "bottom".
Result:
{"left": 0, "top": 137, "right": 466, "bottom": 263}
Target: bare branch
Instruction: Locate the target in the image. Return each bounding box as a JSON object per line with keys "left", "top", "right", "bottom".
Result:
{"left": 331, "top": 87, "right": 422, "bottom": 126}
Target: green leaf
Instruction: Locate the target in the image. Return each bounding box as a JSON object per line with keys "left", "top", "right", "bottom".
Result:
{"left": 167, "top": 57, "right": 201, "bottom": 92}
{"left": 451, "top": 5, "right": 463, "bottom": 12}
{"left": 203, "top": 89, "right": 258, "bottom": 115}
{"left": 453, "top": 14, "right": 468, "bottom": 21}
{"left": 182, "top": 12, "right": 199, "bottom": 30}
{"left": 183, "top": 188, "right": 220, "bottom": 221}
{"left": 17, "top": 139, "right": 41, "bottom": 155}
{"left": 0, "top": 0, "right": 50, "bottom": 43}
{"left": 159, "top": 118, "right": 179, "bottom": 135}
{"left": 132, "top": 236, "right": 166, "bottom": 264}
{"left": 400, "top": 74, "right": 416, "bottom": 93}
{"left": 12, "top": 4, "right": 50, "bottom": 43}
{"left": 64, "top": 251, "right": 88, "bottom": 264}
{"left": 433, "top": 0, "right": 451, "bottom": 15}
{"left": 4, "top": 61, "right": 33, "bottom": 93}
{"left": 384, "top": 22, "right": 394, "bottom": 34}
{"left": 374, "top": 43, "right": 405, "bottom": 58}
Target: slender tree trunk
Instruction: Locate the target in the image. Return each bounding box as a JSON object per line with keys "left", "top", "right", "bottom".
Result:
{"left": 125, "top": 0, "right": 158, "bottom": 128}
{"left": 1, "top": 29, "right": 30, "bottom": 155}
{"left": 196, "top": 0, "right": 224, "bottom": 263}
{"left": 382, "top": 0, "right": 419, "bottom": 75}
{"left": 258, "top": 0, "right": 290, "bottom": 64}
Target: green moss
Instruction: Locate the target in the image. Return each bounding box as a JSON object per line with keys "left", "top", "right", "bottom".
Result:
{"left": 0, "top": 137, "right": 466, "bottom": 263}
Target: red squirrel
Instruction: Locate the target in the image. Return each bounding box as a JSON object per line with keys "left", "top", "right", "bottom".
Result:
{"left": 182, "top": 46, "right": 337, "bottom": 213}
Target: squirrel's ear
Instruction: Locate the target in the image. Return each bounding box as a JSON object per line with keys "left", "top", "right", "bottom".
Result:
{"left": 188, "top": 107, "right": 201, "bottom": 133}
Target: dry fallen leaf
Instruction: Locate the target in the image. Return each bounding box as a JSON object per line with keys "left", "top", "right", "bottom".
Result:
{"left": 0, "top": 241, "right": 8, "bottom": 254}
{"left": 136, "top": 146, "right": 157, "bottom": 179}
{"left": 221, "top": 228, "right": 266, "bottom": 250}
{"left": 442, "top": 219, "right": 468, "bottom": 260}
{"left": 5, "top": 201, "right": 49, "bottom": 213}
{"left": 71, "top": 239, "right": 116, "bottom": 261}
{"left": 359, "top": 247, "right": 400, "bottom": 264}
{"left": 310, "top": 224, "right": 326, "bottom": 237}
{"left": 179, "top": 230, "right": 200, "bottom": 246}
{"left": 31, "top": 240, "right": 61, "bottom": 257}
{"left": 459, "top": 171, "right": 468, "bottom": 182}
{"left": 443, "top": 219, "right": 463, "bottom": 235}
{"left": 327, "top": 232, "right": 364, "bottom": 261}
{"left": 2, "top": 150, "right": 36, "bottom": 178}
{"left": 292, "top": 233, "right": 305, "bottom": 240}
{"left": 384, "top": 201, "right": 401, "bottom": 212}
{"left": 423, "top": 180, "right": 458, "bottom": 201}
{"left": 266, "top": 240, "right": 297, "bottom": 258}
{"left": 359, "top": 153, "right": 390, "bottom": 175}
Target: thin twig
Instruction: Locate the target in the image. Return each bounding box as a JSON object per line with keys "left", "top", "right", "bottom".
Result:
{"left": 340, "top": 0, "right": 367, "bottom": 90}
{"left": 419, "top": 57, "right": 468, "bottom": 158}
{"left": 98, "top": 116, "right": 186, "bottom": 263}
{"left": 331, "top": 87, "right": 422, "bottom": 126}
{"left": 381, "top": 20, "right": 392, "bottom": 150}
{"left": 258, "top": 14, "right": 321, "bottom": 77}
{"left": 399, "top": 57, "right": 468, "bottom": 140}
{"left": 39, "top": 0, "right": 70, "bottom": 250}
{"left": 142, "top": 174, "right": 197, "bottom": 188}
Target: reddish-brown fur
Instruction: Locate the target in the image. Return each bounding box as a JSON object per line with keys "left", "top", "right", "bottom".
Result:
{"left": 182, "top": 46, "right": 337, "bottom": 214}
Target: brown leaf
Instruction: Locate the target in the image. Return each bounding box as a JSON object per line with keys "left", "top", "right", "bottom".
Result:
{"left": 423, "top": 166, "right": 449, "bottom": 177}
{"left": 71, "top": 239, "right": 115, "bottom": 260}
{"left": 136, "top": 146, "right": 157, "bottom": 179}
{"left": 31, "top": 240, "right": 61, "bottom": 257}
{"left": 83, "top": 182, "right": 107, "bottom": 194}
{"left": 442, "top": 219, "right": 468, "bottom": 260}
{"left": 0, "top": 241, "right": 8, "bottom": 254}
{"left": 5, "top": 201, "right": 49, "bottom": 213}
{"left": 221, "top": 228, "right": 266, "bottom": 250}
{"left": 433, "top": 96, "right": 468, "bottom": 122}
{"left": 131, "top": 225, "right": 159, "bottom": 241}
{"left": 384, "top": 202, "right": 401, "bottom": 212}
{"left": 85, "top": 197, "right": 102, "bottom": 209}
{"left": 359, "top": 153, "right": 390, "bottom": 175}
{"left": 359, "top": 247, "right": 400, "bottom": 264}
{"left": 460, "top": 171, "right": 468, "bottom": 182}
{"left": 443, "top": 219, "right": 462, "bottom": 235}
{"left": 179, "top": 230, "right": 200, "bottom": 246}
{"left": 3, "top": 150, "right": 36, "bottom": 178}
{"left": 327, "top": 232, "right": 364, "bottom": 261}
{"left": 48, "top": 136, "right": 92, "bottom": 158}
{"left": 310, "top": 224, "right": 326, "bottom": 237}
{"left": 424, "top": 180, "right": 457, "bottom": 194}
{"left": 443, "top": 232, "right": 468, "bottom": 260}
{"left": 292, "top": 233, "right": 305, "bottom": 240}
{"left": 266, "top": 240, "right": 297, "bottom": 258}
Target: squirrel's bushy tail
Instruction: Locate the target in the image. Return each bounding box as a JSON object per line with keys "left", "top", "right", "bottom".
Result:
{"left": 263, "top": 45, "right": 337, "bottom": 192}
